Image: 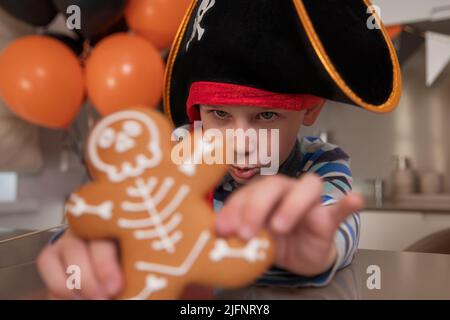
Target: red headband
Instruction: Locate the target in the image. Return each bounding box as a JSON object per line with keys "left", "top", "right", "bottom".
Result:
{"left": 186, "top": 81, "right": 324, "bottom": 122}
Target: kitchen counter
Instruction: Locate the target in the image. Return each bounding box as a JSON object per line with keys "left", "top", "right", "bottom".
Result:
{"left": 0, "top": 228, "right": 55, "bottom": 299}
{"left": 217, "top": 250, "right": 450, "bottom": 299}
{"left": 1, "top": 229, "right": 449, "bottom": 300}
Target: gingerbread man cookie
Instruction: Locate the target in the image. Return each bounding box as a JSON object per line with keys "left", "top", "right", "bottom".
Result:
{"left": 65, "top": 107, "right": 274, "bottom": 300}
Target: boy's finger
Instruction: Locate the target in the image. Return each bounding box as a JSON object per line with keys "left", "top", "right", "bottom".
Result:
{"left": 37, "top": 246, "right": 79, "bottom": 300}
{"left": 327, "top": 193, "right": 364, "bottom": 228}
{"left": 215, "top": 187, "right": 247, "bottom": 236}
{"left": 61, "top": 237, "right": 107, "bottom": 300}
{"left": 89, "top": 240, "right": 123, "bottom": 297}
{"left": 239, "top": 176, "right": 293, "bottom": 240}
{"left": 270, "top": 174, "right": 323, "bottom": 234}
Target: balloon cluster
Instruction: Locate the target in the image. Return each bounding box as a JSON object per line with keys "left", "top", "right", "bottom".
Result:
{"left": 0, "top": 0, "right": 191, "bottom": 129}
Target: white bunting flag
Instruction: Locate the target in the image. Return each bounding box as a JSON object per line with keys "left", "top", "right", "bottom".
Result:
{"left": 425, "top": 31, "right": 450, "bottom": 86}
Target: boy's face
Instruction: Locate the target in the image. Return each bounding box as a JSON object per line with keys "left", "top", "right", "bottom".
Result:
{"left": 199, "top": 103, "right": 324, "bottom": 185}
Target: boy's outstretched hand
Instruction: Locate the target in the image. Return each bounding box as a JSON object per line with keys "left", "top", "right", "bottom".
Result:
{"left": 215, "top": 174, "right": 364, "bottom": 277}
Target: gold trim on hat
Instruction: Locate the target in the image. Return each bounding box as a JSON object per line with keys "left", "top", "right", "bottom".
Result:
{"left": 163, "top": 0, "right": 198, "bottom": 126}
{"left": 293, "top": 0, "right": 402, "bottom": 112}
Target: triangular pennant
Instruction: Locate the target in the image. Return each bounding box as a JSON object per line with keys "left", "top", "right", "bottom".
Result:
{"left": 425, "top": 31, "right": 450, "bottom": 87}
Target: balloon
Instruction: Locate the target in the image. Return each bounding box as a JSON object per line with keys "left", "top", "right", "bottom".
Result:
{"left": 0, "top": 36, "right": 84, "bottom": 129}
{"left": 0, "top": 6, "right": 36, "bottom": 37}
{"left": 85, "top": 33, "right": 164, "bottom": 115}
{"left": 89, "top": 17, "right": 130, "bottom": 47}
{"left": 386, "top": 25, "right": 404, "bottom": 40}
{"left": 0, "top": 0, "right": 57, "bottom": 26}
{"left": 53, "top": 0, "right": 128, "bottom": 40}
{"left": 125, "top": 0, "right": 191, "bottom": 49}
{"left": 46, "top": 33, "right": 84, "bottom": 57}
{"left": 102, "top": 17, "right": 129, "bottom": 35}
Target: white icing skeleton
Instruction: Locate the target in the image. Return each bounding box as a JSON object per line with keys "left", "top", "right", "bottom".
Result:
{"left": 67, "top": 109, "right": 273, "bottom": 300}
{"left": 129, "top": 275, "right": 167, "bottom": 300}
{"left": 119, "top": 177, "right": 190, "bottom": 253}
{"left": 66, "top": 195, "right": 113, "bottom": 220}
{"left": 136, "top": 231, "right": 211, "bottom": 276}
{"left": 98, "top": 120, "right": 143, "bottom": 154}
{"left": 210, "top": 238, "right": 270, "bottom": 262}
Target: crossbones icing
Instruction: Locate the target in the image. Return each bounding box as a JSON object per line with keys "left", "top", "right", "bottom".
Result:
{"left": 65, "top": 107, "right": 274, "bottom": 299}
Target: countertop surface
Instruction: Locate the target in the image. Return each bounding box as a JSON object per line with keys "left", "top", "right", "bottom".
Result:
{"left": 1, "top": 229, "right": 450, "bottom": 300}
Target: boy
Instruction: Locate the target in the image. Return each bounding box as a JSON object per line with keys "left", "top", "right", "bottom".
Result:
{"left": 38, "top": 0, "right": 401, "bottom": 299}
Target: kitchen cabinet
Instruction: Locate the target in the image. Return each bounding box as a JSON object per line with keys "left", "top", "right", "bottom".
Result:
{"left": 359, "top": 210, "right": 450, "bottom": 251}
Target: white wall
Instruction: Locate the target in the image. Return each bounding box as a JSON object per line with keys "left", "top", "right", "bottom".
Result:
{"left": 372, "top": 0, "right": 450, "bottom": 25}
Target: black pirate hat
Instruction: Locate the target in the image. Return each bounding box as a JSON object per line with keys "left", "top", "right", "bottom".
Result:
{"left": 164, "top": 0, "right": 402, "bottom": 127}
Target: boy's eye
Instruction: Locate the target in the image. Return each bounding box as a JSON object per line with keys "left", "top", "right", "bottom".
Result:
{"left": 257, "top": 112, "right": 278, "bottom": 121}
{"left": 212, "top": 110, "right": 230, "bottom": 119}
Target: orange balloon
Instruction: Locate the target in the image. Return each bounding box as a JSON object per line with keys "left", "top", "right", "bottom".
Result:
{"left": 85, "top": 33, "right": 165, "bottom": 115}
{"left": 386, "top": 25, "right": 404, "bottom": 40}
{"left": 125, "top": 0, "right": 191, "bottom": 49}
{"left": 0, "top": 36, "right": 84, "bottom": 129}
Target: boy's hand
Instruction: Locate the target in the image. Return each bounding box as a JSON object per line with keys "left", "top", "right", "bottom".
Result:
{"left": 215, "top": 174, "right": 363, "bottom": 277}
{"left": 37, "top": 230, "right": 123, "bottom": 300}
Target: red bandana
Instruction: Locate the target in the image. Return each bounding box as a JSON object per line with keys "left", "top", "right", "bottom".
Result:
{"left": 186, "top": 81, "right": 324, "bottom": 122}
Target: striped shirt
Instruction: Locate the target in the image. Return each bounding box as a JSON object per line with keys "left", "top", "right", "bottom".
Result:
{"left": 212, "top": 136, "right": 360, "bottom": 287}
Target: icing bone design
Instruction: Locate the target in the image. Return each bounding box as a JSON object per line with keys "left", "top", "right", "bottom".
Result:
{"left": 119, "top": 177, "right": 189, "bottom": 253}
{"left": 65, "top": 108, "right": 273, "bottom": 300}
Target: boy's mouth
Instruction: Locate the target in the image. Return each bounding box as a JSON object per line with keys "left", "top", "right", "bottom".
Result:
{"left": 229, "top": 165, "right": 260, "bottom": 180}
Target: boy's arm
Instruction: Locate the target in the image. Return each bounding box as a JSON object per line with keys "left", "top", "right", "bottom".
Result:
{"left": 312, "top": 205, "right": 360, "bottom": 287}
{"left": 296, "top": 145, "right": 360, "bottom": 286}
{"left": 256, "top": 141, "right": 360, "bottom": 287}
{"left": 255, "top": 207, "right": 360, "bottom": 287}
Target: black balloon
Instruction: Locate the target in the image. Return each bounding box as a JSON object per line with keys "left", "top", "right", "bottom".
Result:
{"left": 46, "top": 33, "right": 84, "bottom": 57}
{"left": 53, "top": 0, "right": 128, "bottom": 40}
{"left": 103, "top": 17, "right": 129, "bottom": 35}
{"left": 88, "top": 17, "right": 129, "bottom": 46}
{"left": 0, "top": 0, "right": 57, "bottom": 26}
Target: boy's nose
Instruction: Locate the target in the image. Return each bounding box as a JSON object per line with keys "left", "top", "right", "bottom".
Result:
{"left": 227, "top": 123, "right": 259, "bottom": 160}
{"left": 233, "top": 138, "right": 257, "bottom": 156}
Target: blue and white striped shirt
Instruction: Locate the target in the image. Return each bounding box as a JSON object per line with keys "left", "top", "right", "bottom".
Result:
{"left": 212, "top": 136, "right": 360, "bottom": 287}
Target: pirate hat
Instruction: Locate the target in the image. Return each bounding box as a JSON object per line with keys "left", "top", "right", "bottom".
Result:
{"left": 164, "top": 0, "right": 402, "bottom": 127}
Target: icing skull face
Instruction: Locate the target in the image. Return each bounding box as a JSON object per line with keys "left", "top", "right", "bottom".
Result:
{"left": 88, "top": 110, "right": 163, "bottom": 183}
{"left": 98, "top": 120, "right": 143, "bottom": 154}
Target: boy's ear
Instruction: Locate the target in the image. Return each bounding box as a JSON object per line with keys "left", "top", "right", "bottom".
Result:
{"left": 303, "top": 100, "right": 325, "bottom": 126}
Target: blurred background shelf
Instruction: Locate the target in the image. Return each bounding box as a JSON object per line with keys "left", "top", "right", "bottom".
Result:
{"left": 365, "top": 201, "right": 450, "bottom": 213}
{"left": 365, "top": 194, "right": 450, "bottom": 213}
